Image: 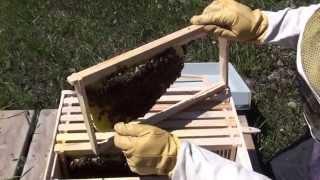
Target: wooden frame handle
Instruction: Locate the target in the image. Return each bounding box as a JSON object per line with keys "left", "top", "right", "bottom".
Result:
{"left": 67, "top": 25, "right": 211, "bottom": 86}
{"left": 218, "top": 38, "right": 229, "bottom": 87}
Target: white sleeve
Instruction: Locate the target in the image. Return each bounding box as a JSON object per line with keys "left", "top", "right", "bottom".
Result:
{"left": 170, "top": 141, "right": 271, "bottom": 180}
{"left": 262, "top": 4, "right": 320, "bottom": 49}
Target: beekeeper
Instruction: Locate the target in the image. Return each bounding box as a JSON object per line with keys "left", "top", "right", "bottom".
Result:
{"left": 114, "top": 0, "right": 320, "bottom": 179}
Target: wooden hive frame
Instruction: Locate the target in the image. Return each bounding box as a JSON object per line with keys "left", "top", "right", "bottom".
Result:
{"left": 65, "top": 25, "right": 231, "bottom": 154}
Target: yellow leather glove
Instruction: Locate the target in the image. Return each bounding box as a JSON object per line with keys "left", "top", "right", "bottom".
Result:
{"left": 114, "top": 122, "right": 180, "bottom": 175}
{"left": 190, "top": 0, "right": 268, "bottom": 42}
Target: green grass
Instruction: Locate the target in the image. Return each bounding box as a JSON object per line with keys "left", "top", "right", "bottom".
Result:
{"left": 0, "top": 0, "right": 320, "bottom": 166}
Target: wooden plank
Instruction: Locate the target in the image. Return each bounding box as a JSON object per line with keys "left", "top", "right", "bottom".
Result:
{"left": 61, "top": 107, "right": 81, "bottom": 114}
{"left": 74, "top": 82, "right": 98, "bottom": 154}
{"left": 54, "top": 137, "right": 241, "bottom": 153}
{"left": 180, "top": 74, "right": 206, "bottom": 79}
{"left": 170, "top": 84, "right": 206, "bottom": 90}
{"left": 64, "top": 93, "right": 215, "bottom": 104}
{"left": 158, "top": 119, "right": 237, "bottom": 129}
{"left": 143, "top": 82, "right": 225, "bottom": 124}
{"left": 228, "top": 98, "right": 252, "bottom": 170}
{"left": 173, "top": 128, "right": 239, "bottom": 137}
{"left": 63, "top": 97, "right": 79, "bottom": 105}
{"left": 60, "top": 114, "right": 84, "bottom": 122}
{"left": 56, "top": 128, "right": 239, "bottom": 142}
{"left": 62, "top": 87, "right": 208, "bottom": 105}
{"left": 150, "top": 104, "right": 174, "bottom": 112}
{"left": 61, "top": 110, "right": 235, "bottom": 122}
{"left": 168, "top": 110, "right": 233, "bottom": 119}
{"left": 54, "top": 142, "right": 92, "bottom": 153}
{"left": 184, "top": 100, "right": 231, "bottom": 111}
{"left": 67, "top": 25, "right": 210, "bottom": 86}
{"left": 0, "top": 110, "right": 35, "bottom": 179}
{"left": 143, "top": 110, "right": 234, "bottom": 120}
{"left": 21, "top": 109, "right": 57, "bottom": 180}
{"left": 61, "top": 90, "right": 77, "bottom": 95}
{"left": 60, "top": 107, "right": 234, "bottom": 123}
{"left": 180, "top": 74, "right": 205, "bottom": 78}
{"left": 59, "top": 104, "right": 232, "bottom": 123}
{"left": 58, "top": 112, "right": 235, "bottom": 132}
{"left": 59, "top": 115, "right": 236, "bottom": 127}
{"left": 165, "top": 87, "right": 202, "bottom": 95}
{"left": 58, "top": 108, "right": 236, "bottom": 131}
{"left": 43, "top": 91, "right": 74, "bottom": 180}
{"left": 238, "top": 115, "right": 262, "bottom": 172}
{"left": 56, "top": 133, "right": 114, "bottom": 142}
{"left": 157, "top": 95, "right": 193, "bottom": 103}
{"left": 50, "top": 154, "right": 62, "bottom": 179}
{"left": 58, "top": 123, "right": 86, "bottom": 132}
{"left": 62, "top": 91, "right": 230, "bottom": 113}
{"left": 218, "top": 38, "right": 229, "bottom": 86}
{"left": 239, "top": 116, "right": 255, "bottom": 150}
{"left": 175, "top": 78, "right": 203, "bottom": 82}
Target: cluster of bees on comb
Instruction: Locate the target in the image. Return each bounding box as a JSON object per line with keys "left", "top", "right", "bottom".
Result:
{"left": 68, "top": 154, "right": 131, "bottom": 178}
{"left": 86, "top": 47, "right": 185, "bottom": 131}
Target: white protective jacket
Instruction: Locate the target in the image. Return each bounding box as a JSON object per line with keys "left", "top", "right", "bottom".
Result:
{"left": 171, "top": 4, "right": 320, "bottom": 180}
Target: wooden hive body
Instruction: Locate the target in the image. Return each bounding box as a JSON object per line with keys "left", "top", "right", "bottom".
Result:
{"left": 44, "top": 80, "right": 253, "bottom": 179}
{"left": 55, "top": 77, "right": 240, "bottom": 156}
{"left": 44, "top": 25, "right": 253, "bottom": 179}
{"left": 46, "top": 82, "right": 248, "bottom": 179}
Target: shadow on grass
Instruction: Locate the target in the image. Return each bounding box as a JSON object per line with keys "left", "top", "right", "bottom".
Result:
{"left": 244, "top": 102, "right": 312, "bottom": 178}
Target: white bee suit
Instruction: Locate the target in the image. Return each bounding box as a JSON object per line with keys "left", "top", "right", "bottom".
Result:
{"left": 171, "top": 4, "right": 320, "bottom": 180}
{"left": 264, "top": 4, "right": 320, "bottom": 104}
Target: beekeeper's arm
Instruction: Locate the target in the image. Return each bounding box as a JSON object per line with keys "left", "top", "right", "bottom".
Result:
{"left": 171, "top": 141, "right": 270, "bottom": 180}
{"left": 191, "top": 0, "right": 320, "bottom": 49}
{"left": 263, "top": 4, "right": 320, "bottom": 48}
{"left": 114, "top": 122, "right": 270, "bottom": 180}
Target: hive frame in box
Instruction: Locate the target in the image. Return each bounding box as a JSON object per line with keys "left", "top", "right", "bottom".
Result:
{"left": 45, "top": 88, "right": 252, "bottom": 179}
{"left": 43, "top": 25, "right": 253, "bottom": 179}
{"left": 66, "top": 25, "right": 230, "bottom": 154}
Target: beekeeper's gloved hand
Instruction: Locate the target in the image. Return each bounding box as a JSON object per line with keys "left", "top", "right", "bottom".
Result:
{"left": 114, "top": 122, "right": 180, "bottom": 175}
{"left": 191, "top": 0, "right": 268, "bottom": 42}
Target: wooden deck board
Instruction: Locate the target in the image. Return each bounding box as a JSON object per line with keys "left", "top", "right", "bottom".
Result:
{"left": 0, "top": 110, "right": 35, "bottom": 179}
{"left": 238, "top": 115, "right": 262, "bottom": 172}
{"left": 21, "top": 109, "right": 57, "bottom": 180}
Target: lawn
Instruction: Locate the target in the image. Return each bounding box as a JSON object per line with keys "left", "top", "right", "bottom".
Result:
{"left": 1, "top": 0, "right": 319, "bottom": 170}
